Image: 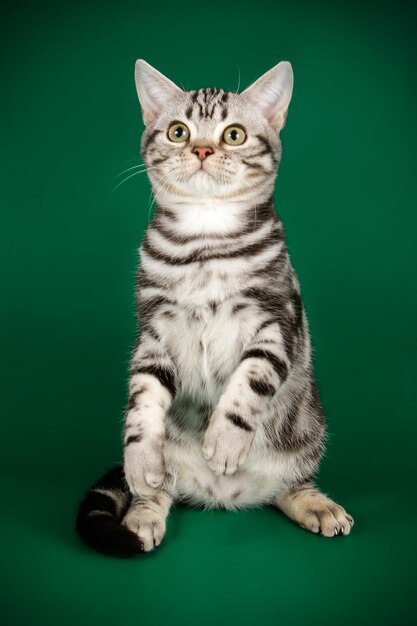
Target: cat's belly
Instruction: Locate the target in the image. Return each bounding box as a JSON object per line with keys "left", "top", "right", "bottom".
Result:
{"left": 157, "top": 296, "right": 291, "bottom": 508}
{"left": 164, "top": 437, "right": 294, "bottom": 509}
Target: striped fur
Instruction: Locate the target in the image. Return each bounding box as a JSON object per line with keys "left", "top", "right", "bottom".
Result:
{"left": 76, "top": 60, "right": 353, "bottom": 556}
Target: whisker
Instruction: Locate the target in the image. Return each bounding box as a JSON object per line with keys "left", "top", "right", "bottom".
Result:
{"left": 147, "top": 171, "right": 170, "bottom": 219}
{"left": 112, "top": 162, "right": 172, "bottom": 193}
{"left": 148, "top": 167, "right": 179, "bottom": 219}
{"left": 115, "top": 162, "right": 165, "bottom": 179}
{"left": 115, "top": 164, "right": 147, "bottom": 178}
{"left": 111, "top": 169, "right": 148, "bottom": 193}
{"left": 235, "top": 62, "right": 241, "bottom": 94}
{"left": 236, "top": 172, "right": 265, "bottom": 230}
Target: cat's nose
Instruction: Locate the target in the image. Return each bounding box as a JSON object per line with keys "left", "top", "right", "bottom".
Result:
{"left": 192, "top": 146, "right": 214, "bottom": 161}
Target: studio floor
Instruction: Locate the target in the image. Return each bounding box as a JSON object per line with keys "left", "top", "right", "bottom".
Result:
{"left": 1, "top": 468, "right": 414, "bottom": 626}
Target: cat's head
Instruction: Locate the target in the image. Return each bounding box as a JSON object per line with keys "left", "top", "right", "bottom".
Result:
{"left": 135, "top": 60, "right": 293, "bottom": 203}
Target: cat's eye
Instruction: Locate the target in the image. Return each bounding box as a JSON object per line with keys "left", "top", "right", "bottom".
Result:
{"left": 222, "top": 125, "right": 246, "bottom": 146}
{"left": 167, "top": 122, "right": 190, "bottom": 143}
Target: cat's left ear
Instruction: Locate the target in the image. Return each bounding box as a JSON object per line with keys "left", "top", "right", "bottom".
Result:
{"left": 135, "top": 59, "right": 183, "bottom": 126}
{"left": 242, "top": 61, "right": 294, "bottom": 132}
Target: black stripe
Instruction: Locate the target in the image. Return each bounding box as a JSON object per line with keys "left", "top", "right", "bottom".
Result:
{"left": 146, "top": 325, "right": 161, "bottom": 341}
{"left": 76, "top": 465, "right": 143, "bottom": 557}
{"left": 142, "top": 129, "right": 161, "bottom": 154}
{"left": 126, "top": 388, "right": 144, "bottom": 411}
{"left": 255, "top": 134, "right": 276, "bottom": 160}
{"left": 151, "top": 218, "right": 204, "bottom": 244}
{"left": 151, "top": 197, "right": 275, "bottom": 242}
{"left": 264, "top": 394, "right": 299, "bottom": 451}
{"left": 245, "top": 150, "right": 274, "bottom": 160}
{"left": 202, "top": 88, "right": 218, "bottom": 118}
{"left": 242, "top": 348, "right": 288, "bottom": 382}
{"left": 142, "top": 232, "right": 275, "bottom": 265}
{"left": 131, "top": 364, "right": 176, "bottom": 397}
{"left": 191, "top": 90, "right": 204, "bottom": 118}
{"left": 185, "top": 105, "right": 193, "bottom": 119}
{"left": 151, "top": 212, "right": 274, "bottom": 245}
{"left": 158, "top": 207, "right": 178, "bottom": 222}
{"left": 309, "top": 379, "right": 324, "bottom": 423}
{"left": 136, "top": 267, "right": 164, "bottom": 290}
{"left": 249, "top": 252, "right": 287, "bottom": 284}
{"left": 85, "top": 491, "right": 118, "bottom": 516}
{"left": 256, "top": 318, "right": 275, "bottom": 332}
{"left": 138, "top": 294, "right": 177, "bottom": 308}
{"left": 241, "top": 288, "right": 293, "bottom": 356}
{"left": 249, "top": 378, "right": 277, "bottom": 396}
{"left": 277, "top": 409, "right": 319, "bottom": 453}
{"left": 225, "top": 412, "right": 253, "bottom": 432}
{"left": 242, "top": 160, "right": 269, "bottom": 173}
{"left": 291, "top": 289, "right": 303, "bottom": 330}
{"left": 242, "top": 160, "right": 263, "bottom": 169}
{"left": 241, "top": 288, "right": 286, "bottom": 316}
{"left": 232, "top": 302, "right": 249, "bottom": 314}
{"left": 125, "top": 432, "right": 143, "bottom": 446}
{"left": 207, "top": 102, "right": 217, "bottom": 118}
{"left": 245, "top": 199, "right": 277, "bottom": 224}
{"left": 137, "top": 294, "right": 177, "bottom": 322}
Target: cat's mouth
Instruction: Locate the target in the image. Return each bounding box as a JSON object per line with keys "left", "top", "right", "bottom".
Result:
{"left": 193, "top": 164, "right": 212, "bottom": 178}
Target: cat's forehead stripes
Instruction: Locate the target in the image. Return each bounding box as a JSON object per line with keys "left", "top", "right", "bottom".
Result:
{"left": 185, "top": 88, "right": 229, "bottom": 121}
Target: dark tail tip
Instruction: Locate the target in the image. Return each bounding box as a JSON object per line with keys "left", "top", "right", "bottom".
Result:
{"left": 76, "top": 465, "right": 142, "bottom": 557}
{"left": 76, "top": 512, "right": 142, "bottom": 557}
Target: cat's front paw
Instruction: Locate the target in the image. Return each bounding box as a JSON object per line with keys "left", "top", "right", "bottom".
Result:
{"left": 124, "top": 436, "right": 165, "bottom": 497}
{"left": 202, "top": 407, "right": 255, "bottom": 475}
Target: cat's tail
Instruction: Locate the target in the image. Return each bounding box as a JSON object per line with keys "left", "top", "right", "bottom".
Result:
{"left": 76, "top": 464, "right": 142, "bottom": 557}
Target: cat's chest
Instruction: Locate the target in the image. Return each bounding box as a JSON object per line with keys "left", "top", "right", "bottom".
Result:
{"left": 155, "top": 299, "right": 258, "bottom": 399}
{"left": 166, "top": 262, "right": 245, "bottom": 306}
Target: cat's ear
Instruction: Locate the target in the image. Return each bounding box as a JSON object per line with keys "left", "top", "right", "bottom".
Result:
{"left": 242, "top": 61, "right": 294, "bottom": 132}
{"left": 135, "top": 59, "right": 183, "bottom": 126}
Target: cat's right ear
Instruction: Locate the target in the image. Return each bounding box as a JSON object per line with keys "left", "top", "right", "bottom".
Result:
{"left": 135, "top": 60, "right": 183, "bottom": 126}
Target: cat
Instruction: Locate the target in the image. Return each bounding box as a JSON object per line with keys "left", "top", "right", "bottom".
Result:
{"left": 76, "top": 59, "right": 354, "bottom": 556}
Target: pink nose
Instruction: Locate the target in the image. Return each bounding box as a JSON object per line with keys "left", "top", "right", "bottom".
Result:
{"left": 192, "top": 146, "right": 214, "bottom": 161}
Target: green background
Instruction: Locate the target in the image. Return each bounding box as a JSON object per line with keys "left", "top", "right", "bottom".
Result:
{"left": 2, "top": 0, "right": 416, "bottom": 623}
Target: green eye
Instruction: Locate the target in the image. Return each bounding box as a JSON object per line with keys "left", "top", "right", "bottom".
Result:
{"left": 167, "top": 122, "right": 190, "bottom": 142}
{"left": 223, "top": 125, "right": 246, "bottom": 146}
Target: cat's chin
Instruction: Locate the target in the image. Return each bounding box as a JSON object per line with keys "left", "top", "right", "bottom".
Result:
{"left": 184, "top": 171, "right": 227, "bottom": 196}
{"left": 191, "top": 169, "right": 232, "bottom": 187}
{"left": 192, "top": 169, "right": 211, "bottom": 178}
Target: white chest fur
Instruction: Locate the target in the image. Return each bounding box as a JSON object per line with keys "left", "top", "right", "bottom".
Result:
{"left": 155, "top": 298, "right": 260, "bottom": 405}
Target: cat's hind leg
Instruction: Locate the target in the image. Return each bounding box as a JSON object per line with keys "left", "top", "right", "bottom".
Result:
{"left": 122, "top": 490, "right": 172, "bottom": 552}
{"left": 274, "top": 484, "right": 354, "bottom": 537}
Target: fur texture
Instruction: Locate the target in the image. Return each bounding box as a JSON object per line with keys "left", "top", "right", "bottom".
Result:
{"left": 76, "top": 60, "right": 353, "bottom": 556}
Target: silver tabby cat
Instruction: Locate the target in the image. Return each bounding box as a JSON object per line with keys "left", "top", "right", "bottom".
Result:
{"left": 76, "top": 59, "right": 353, "bottom": 556}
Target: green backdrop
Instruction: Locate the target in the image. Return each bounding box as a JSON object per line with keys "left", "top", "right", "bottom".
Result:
{"left": 2, "top": 0, "right": 416, "bottom": 624}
